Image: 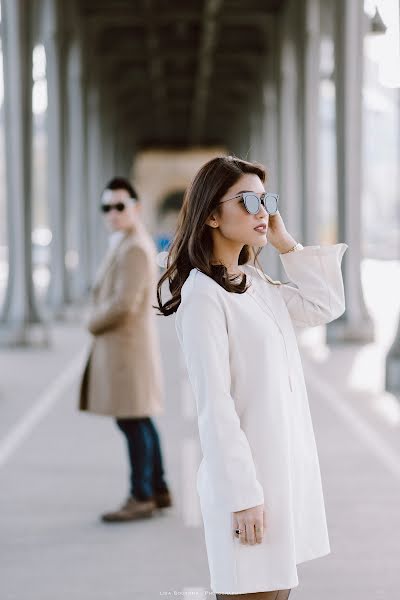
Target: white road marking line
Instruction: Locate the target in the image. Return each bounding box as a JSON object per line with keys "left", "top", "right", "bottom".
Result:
{"left": 305, "top": 359, "right": 400, "bottom": 480}
{"left": 0, "top": 348, "right": 88, "bottom": 468}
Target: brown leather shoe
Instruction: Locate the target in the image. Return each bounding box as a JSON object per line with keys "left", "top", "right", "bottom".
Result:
{"left": 101, "top": 496, "right": 156, "bottom": 523}
{"left": 154, "top": 489, "right": 173, "bottom": 509}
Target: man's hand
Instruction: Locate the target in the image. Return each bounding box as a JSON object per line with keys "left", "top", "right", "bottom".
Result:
{"left": 232, "top": 503, "right": 266, "bottom": 545}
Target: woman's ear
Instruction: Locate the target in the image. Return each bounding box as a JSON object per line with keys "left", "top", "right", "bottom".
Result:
{"left": 206, "top": 215, "right": 219, "bottom": 228}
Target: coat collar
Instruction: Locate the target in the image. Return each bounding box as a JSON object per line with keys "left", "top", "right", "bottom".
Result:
{"left": 92, "top": 223, "right": 146, "bottom": 291}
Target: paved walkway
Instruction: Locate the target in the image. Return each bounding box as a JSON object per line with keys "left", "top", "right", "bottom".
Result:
{"left": 1, "top": 260, "right": 400, "bottom": 599}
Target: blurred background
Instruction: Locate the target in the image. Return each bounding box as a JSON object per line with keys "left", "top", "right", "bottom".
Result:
{"left": 0, "top": 0, "right": 400, "bottom": 598}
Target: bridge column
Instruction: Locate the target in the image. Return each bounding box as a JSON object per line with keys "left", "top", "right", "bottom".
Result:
{"left": 65, "top": 37, "right": 91, "bottom": 301}
{"left": 384, "top": 0, "right": 400, "bottom": 393}
{"left": 99, "top": 89, "right": 117, "bottom": 183}
{"left": 255, "top": 16, "right": 281, "bottom": 281}
{"left": 298, "top": 0, "right": 320, "bottom": 245}
{"left": 277, "top": 0, "right": 302, "bottom": 266}
{"left": 86, "top": 82, "right": 107, "bottom": 279}
{"left": 44, "top": 0, "right": 70, "bottom": 312}
{"left": 327, "top": 0, "right": 374, "bottom": 343}
{"left": 0, "top": 0, "right": 45, "bottom": 344}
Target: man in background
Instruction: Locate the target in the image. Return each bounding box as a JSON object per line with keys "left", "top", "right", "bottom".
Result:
{"left": 79, "top": 176, "right": 172, "bottom": 522}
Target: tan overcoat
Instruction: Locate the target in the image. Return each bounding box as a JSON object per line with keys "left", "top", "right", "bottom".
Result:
{"left": 78, "top": 221, "right": 164, "bottom": 418}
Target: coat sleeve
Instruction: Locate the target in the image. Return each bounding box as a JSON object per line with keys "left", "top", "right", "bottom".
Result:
{"left": 87, "top": 245, "right": 148, "bottom": 336}
{"left": 278, "top": 242, "right": 348, "bottom": 327}
{"left": 175, "top": 287, "right": 265, "bottom": 513}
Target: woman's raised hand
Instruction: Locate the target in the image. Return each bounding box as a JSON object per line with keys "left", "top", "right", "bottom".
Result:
{"left": 266, "top": 212, "right": 297, "bottom": 254}
{"left": 232, "top": 503, "right": 266, "bottom": 545}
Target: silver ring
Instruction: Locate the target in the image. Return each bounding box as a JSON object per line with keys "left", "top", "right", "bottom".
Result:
{"left": 235, "top": 528, "right": 244, "bottom": 535}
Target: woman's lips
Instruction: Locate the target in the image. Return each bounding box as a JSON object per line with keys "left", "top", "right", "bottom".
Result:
{"left": 254, "top": 225, "right": 267, "bottom": 233}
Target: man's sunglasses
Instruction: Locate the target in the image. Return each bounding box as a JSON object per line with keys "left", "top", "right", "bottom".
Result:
{"left": 219, "top": 191, "right": 279, "bottom": 215}
{"left": 100, "top": 198, "right": 136, "bottom": 213}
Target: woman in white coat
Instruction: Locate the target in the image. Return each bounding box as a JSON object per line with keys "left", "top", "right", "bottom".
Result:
{"left": 155, "top": 156, "right": 348, "bottom": 599}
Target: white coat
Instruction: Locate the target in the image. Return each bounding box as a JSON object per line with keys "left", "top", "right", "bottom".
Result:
{"left": 175, "top": 243, "right": 348, "bottom": 595}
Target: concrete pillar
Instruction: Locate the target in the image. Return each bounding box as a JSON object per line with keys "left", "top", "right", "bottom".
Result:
{"left": 327, "top": 0, "right": 374, "bottom": 343}
{"left": 0, "top": 0, "right": 46, "bottom": 344}
{"left": 249, "top": 92, "right": 264, "bottom": 162}
{"left": 99, "top": 88, "right": 117, "bottom": 182}
{"left": 255, "top": 16, "right": 281, "bottom": 281}
{"left": 43, "top": 0, "right": 69, "bottom": 311}
{"left": 114, "top": 127, "right": 127, "bottom": 175}
{"left": 124, "top": 135, "right": 137, "bottom": 180}
{"left": 97, "top": 86, "right": 116, "bottom": 259}
{"left": 386, "top": 319, "right": 400, "bottom": 395}
{"left": 65, "top": 38, "right": 90, "bottom": 301}
{"left": 231, "top": 111, "right": 252, "bottom": 159}
{"left": 384, "top": 0, "right": 400, "bottom": 393}
{"left": 298, "top": 0, "right": 320, "bottom": 244}
{"left": 277, "top": 0, "right": 303, "bottom": 256}
{"left": 119, "top": 130, "right": 136, "bottom": 177}
{"left": 86, "top": 82, "right": 107, "bottom": 279}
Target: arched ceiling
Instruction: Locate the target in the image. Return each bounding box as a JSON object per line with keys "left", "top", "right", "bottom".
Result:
{"left": 78, "top": 0, "right": 285, "bottom": 148}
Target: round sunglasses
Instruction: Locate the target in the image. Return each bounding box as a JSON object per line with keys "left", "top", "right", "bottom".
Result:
{"left": 100, "top": 198, "right": 136, "bottom": 213}
{"left": 219, "top": 191, "right": 279, "bottom": 215}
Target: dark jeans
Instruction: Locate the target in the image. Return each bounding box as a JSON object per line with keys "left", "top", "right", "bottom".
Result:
{"left": 116, "top": 417, "right": 168, "bottom": 501}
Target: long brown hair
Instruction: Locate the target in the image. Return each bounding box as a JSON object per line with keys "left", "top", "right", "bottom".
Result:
{"left": 155, "top": 155, "right": 280, "bottom": 317}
